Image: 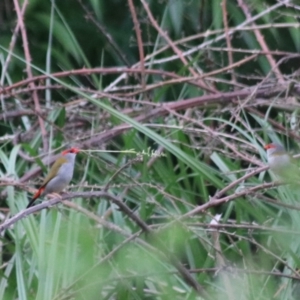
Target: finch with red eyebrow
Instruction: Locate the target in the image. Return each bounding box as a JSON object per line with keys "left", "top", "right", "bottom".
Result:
{"left": 264, "top": 143, "right": 299, "bottom": 182}
{"left": 27, "top": 147, "right": 80, "bottom": 208}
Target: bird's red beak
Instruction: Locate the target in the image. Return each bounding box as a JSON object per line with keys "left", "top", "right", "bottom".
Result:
{"left": 71, "top": 147, "right": 80, "bottom": 154}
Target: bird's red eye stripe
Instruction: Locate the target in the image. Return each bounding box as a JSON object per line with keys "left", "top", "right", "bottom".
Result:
{"left": 264, "top": 144, "right": 275, "bottom": 150}
{"left": 62, "top": 148, "right": 80, "bottom": 155}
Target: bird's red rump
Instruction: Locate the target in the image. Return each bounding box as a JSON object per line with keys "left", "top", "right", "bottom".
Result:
{"left": 32, "top": 187, "right": 45, "bottom": 200}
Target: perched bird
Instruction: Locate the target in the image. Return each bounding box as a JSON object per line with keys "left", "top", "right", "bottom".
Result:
{"left": 27, "top": 147, "right": 80, "bottom": 208}
{"left": 264, "top": 143, "right": 299, "bottom": 181}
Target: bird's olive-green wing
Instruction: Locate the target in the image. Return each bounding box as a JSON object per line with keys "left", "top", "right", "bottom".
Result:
{"left": 40, "top": 157, "right": 68, "bottom": 187}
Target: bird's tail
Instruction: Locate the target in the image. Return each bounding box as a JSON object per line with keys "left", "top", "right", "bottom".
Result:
{"left": 27, "top": 187, "right": 45, "bottom": 208}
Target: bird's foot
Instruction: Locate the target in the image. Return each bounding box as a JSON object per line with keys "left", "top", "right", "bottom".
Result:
{"left": 48, "top": 192, "right": 62, "bottom": 199}
{"left": 47, "top": 193, "right": 63, "bottom": 208}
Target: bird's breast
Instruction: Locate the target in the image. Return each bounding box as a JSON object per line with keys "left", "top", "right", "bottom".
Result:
{"left": 268, "top": 154, "right": 291, "bottom": 171}
{"left": 44, "top": 161, "right": 75, "bottom": 194}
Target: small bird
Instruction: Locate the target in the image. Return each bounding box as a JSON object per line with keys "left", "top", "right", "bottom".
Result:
{"left": 264, "top": 143, "right": 299, "bottom": 181}
{"left": 27, "top": 147, "right": 80, "bottom": 208}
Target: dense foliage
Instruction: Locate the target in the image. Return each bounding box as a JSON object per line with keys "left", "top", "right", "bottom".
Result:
{"left": 1, "top": 0, "right": 300, "bottom": 299}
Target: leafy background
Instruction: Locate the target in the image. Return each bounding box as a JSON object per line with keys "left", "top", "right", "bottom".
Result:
{"left": 1, "top": 0, "right": 300, "bottom": 299}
